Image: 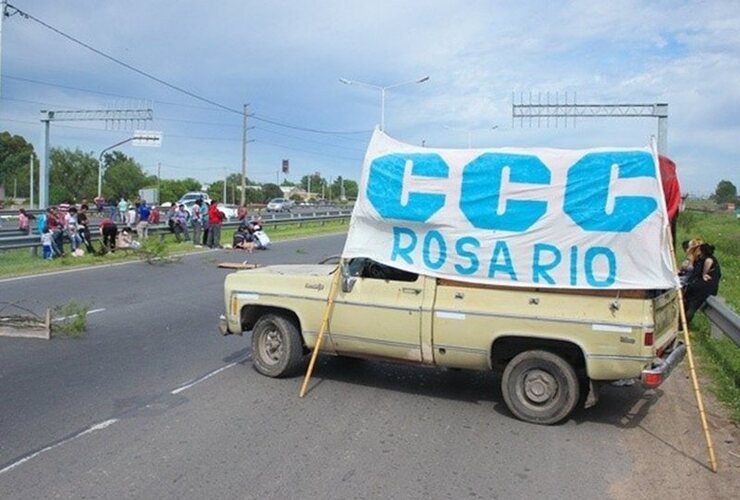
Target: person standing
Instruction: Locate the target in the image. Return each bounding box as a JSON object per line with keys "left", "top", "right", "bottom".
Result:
{"left": 117, "top": 197, "right": 129, "bottom": 224}
{"left": 137, "top": 201, "right": 151, "bottom": 239}
{"left": 41, "top": 228, "right": 54, "bottom": 260}
{"left": 191, "top": 199, "right": 203, "bottom": 246}
{"left": 207, "top": 200, "right": 224, "bottom": 249}
{"left": 18, "top": 208, "right": 31, "bottom": 233}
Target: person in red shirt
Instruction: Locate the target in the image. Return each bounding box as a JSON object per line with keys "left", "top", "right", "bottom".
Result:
{"left": 207, "top": 200, "right": 224, "bottom": 248}
{"left": 99, "top": 217, "right": 118, "bottom": 252}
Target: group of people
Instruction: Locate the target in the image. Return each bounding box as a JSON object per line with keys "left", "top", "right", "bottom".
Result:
{"left": 165, "top": 198, "right": 226, "bottom": 249}
{"left": 34, "top": 204, "right": 95, "bottom": 259}
{"left": 679, "top": 238, "right": 722, "bottom": 323}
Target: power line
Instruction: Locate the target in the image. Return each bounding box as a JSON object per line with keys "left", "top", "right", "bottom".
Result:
{"left": 4, "top": 4, "right": 374, "bottom": 136}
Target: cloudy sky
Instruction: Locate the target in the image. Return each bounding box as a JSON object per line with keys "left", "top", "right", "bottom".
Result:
{"left": 1, "top": 0, "right": 738, "bottom": 195}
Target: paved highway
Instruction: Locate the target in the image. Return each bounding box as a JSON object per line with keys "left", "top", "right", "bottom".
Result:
{"left": 0, "top": 233, "right": 721, "bottom": 499}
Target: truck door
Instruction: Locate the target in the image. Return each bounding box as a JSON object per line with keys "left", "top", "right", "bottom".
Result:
{"left": 331, "top": 259, "right": 426, "bottom": 362}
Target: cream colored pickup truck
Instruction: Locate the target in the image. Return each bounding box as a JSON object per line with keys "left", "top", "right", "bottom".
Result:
{"left": 219, "top": 258, "right": 685, "bottom": 425}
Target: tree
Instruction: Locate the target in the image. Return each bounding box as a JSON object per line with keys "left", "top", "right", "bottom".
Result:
{"left": 208, "top": 173, "right": 252, "bottom": 204}
{"left": 330, "top": 176, "right": 358, "bottom": 201}
{"left": 714, "top": 180, "right": 737, "bottom": 204}
{"left": 101, "top": 151, "right": 150, "bottom": 201}
{"left": 159, "top": 178, "right": 202, "bottom": 203}
{"left": 0, "top": 131, "right": 35, "bottom": 198}
{"left": 49, "top": 148, "right": 98, "bottom": 204}
{"left": 300, "top": 173, "right": 325, "bottom": 195}
{"left": 261, "top": 183, "right": 283, "bottom": 202}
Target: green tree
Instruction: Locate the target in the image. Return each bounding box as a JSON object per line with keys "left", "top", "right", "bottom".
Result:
{"left": 159, "top": 178, "right": 202, "bottom": 203}
{"left": 714, "top": 180, "right": 737, "bottom": 204}
{"left": 49, "top": 148, "right": 98, "bottom": 204}
{"left": 300, "top": 173, "right": 325, "bottom": 195}
{"left": 330, "top": 176, "right": 358, "bottom": 201}
{"left": 208, "top": 173, "right": 252, "bottom": 204}
{"left": 101, "top": 151, "right": 150, "bottom": 201}
{"left": 261, "top": 183, "right": 283, "bottom": 202}
{"left": 0, "top": 131, "right": 35, "bottom": 198}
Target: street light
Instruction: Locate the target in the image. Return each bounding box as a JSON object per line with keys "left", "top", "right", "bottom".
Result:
{"left": 97, "top": 134, "right": 156, "bottom": 198}
{"left": 443, "top": 124, "right": 500, "bottom": 149}
{"left": 339, "top": 75, "right": 430, "bottom": 131}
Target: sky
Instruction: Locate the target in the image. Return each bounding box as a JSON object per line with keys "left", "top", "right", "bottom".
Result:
{"left": 0, "top": 0, "right": 738, "bottom": 196}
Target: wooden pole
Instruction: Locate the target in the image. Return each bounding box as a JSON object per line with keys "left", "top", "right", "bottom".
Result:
{"left": 667, "top": 227, "right": 718, "bottom": 472}
{"left": 299, "top": 263, "right": 343, "bottom": 398}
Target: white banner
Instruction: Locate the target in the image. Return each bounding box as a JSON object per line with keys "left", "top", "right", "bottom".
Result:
{"left": 342, "top": 130, "right": 678, "bottom": 290}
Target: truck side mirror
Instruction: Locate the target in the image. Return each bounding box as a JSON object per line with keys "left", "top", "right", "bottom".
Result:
{"left": 341, "top": 262, "right": 357, "bottom": 293}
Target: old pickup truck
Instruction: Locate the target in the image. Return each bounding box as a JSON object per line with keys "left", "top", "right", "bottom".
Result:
{"left": 219, "top": 257, "right": 685, "bottom": 425}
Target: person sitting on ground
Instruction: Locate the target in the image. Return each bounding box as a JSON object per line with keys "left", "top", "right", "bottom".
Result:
{"left": 232, "top": 223, "right": 255, "bottom": 252}
{"left": 683, "top": 243, "right": 721, "bottom": 323}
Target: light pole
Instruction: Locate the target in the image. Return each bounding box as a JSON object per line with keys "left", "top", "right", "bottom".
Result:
{"left": 444, "top": 124, "right": 499, "bottom": 148}
{"left": 98, "top": 134, "right": 157, "bottom": 198}
{"left": 339, "top": 75, "right": 429, "bottom": 130}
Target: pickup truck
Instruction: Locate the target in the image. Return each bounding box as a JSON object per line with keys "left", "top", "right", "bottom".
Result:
{"left": 219, "top": 258, "right": 685, "bottom": 425}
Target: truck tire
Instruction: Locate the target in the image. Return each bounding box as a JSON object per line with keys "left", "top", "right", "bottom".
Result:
{"left": 501, "top": 350, "right": 580, "bottom": 425}
{"left": 251, "top": 313, "right": 304, "bottom": 378}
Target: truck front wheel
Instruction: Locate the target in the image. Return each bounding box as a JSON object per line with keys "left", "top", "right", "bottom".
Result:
{"left": 251, "top": 313, "right": 304, "bottom": 377}
{"left": 501, "top": 350, "right": 580, "bottom": 425}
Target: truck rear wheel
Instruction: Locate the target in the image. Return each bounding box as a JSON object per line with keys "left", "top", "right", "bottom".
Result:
{"left": 501, "top": 350, "right": 580, "bottom": 425}
{"left": 251, "top": 313, "right": 304, "bottom": 377}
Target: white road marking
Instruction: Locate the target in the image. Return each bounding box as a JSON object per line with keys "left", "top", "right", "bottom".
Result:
{"left": 52, "top": 308, "right": 106, "bottom": 323}
{"left": 170, "top": 362, "right": 239, "bottom": 395}
{"left": 0, "top": 419, "right": 118, "bottom": 476}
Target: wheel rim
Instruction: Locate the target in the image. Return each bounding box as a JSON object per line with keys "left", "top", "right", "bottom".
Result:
{"left": 258, "top": 324, "right": 284, "bottom": 366}
{"left": 517, "top": 368, "right": 559, "bottom": 408}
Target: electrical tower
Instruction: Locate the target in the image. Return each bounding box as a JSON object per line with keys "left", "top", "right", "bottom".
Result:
{"left": 39, "top": 107, "right": 152, "bottom": 208}
{"left": 512, "top": 92, "right": 668, "bottom": 154}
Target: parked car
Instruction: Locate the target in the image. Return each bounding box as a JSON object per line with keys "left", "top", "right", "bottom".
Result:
{"left": 266, "top": 198, "right": 293, "bottom": 212}
{"left": 176, "top": 192, "right": 211, "bottom": 207}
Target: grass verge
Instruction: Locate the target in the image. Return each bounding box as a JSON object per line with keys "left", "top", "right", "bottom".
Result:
{"left": 677, "top": 207, "right": 740, "bottom": 422}
{"left": 0, "top": 219, "right": 349, "bottom": 279}
{"left": 52, "top": 300, "right": 90, "bottom": 338}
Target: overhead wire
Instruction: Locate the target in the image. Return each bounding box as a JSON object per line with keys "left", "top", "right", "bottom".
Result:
{"left": 4, "top": 3, "right": 374, "bottom": 136}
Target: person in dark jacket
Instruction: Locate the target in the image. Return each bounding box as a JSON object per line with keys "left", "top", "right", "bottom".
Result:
{"left": 683, "top": 243, "right": 721, "bottom": 323}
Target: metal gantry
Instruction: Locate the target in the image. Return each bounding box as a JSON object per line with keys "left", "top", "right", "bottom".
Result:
{"left": 512, "top": 92, "right": 668, "bottom": 154}
{"left": 39, "top": 108, "right": 152, "bottom": 208}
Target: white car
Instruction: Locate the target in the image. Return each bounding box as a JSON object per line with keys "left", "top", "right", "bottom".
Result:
{"left": 176, "top": 192, "right": 211, "bottom": 207}
{"left": 266, "top": 198, "right": 294, "bottom": 212}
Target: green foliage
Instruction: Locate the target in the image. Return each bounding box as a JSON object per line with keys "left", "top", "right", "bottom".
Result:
{"left": 49, "top": 148, "right": 98, "bottom": 204}
{"left": 261, "top": 183, "right": 283, "bottom": 201}
{"left": 207, "top": 173, "right": 247, "bottom": 205}
{"left": 159, "top": 178, "right": 202, "bottom": 204}
{"left": 101, "top": 151, "right": 150, "bottom": 200}
{"left": 53, "top": 300, "right": 90, "bottom": 338}
{"left": 0, "top": 131, "right": 35, "bottom": 190}
{"left": 677, "top": 210, "right": 740, "bottom": 422}
{"left": 330, "top": 176, "right": 358, "bottom": 200}
{"left": 300, "top": 173, "right": 325, "bottom": 194}
{"left": 713, "top": 180, "right": 738, "bottom": 204}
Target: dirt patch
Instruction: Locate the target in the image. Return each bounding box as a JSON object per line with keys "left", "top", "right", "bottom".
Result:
{"left": 609, "top": 362, "right": 739, "bottom": 499}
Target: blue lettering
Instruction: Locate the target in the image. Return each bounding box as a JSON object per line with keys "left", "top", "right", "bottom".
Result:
{"left": 454, "top": 237, "right": 480, "bottom": 275}
{"left": 460, "top": 153, "right": 550, "bottom": 231}
{"left": 367, "top": 153, "right": 448, "bottom": 222}
{"left": 532, "top": 243, "right": 561, "bottom": 285}
{"left": 564, "top": 152, "right": 658, "bottom": 232}
{"left": 569, "top": 245, "right": 578, "bottom": 286}
{"left": 423, "top": 230, "right": 447, "bottom": 270}
{"left": 487, "top": 241, "right": 518, "bottom": 280}
{"left": 585, "top": 246, "right": 617, "bottom": 287}
{"left": 390, "top": 226, "right": 417, "bottom": 264}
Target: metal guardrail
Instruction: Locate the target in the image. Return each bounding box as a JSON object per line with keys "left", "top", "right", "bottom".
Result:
{"left": 704, "top": 296, "right": 740, "bottom": 346}
{"left": 0, "top": 212, "right": 351, "bottom": 251}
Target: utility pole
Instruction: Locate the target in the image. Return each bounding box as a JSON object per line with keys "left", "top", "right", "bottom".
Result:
{"left": 223, "top": 169, "right": 227, "bottom": 203}
{"left": 157, "top": 162, "right": 161, "bottom": 201}
{"left": 29, "top": 153, "right": 34, "bottom": 209}
{"left": 0, "top": 0, "right": 6, "bottom": 101}
{"left": 240, "top": 103, "right": 249, "bottom": 206}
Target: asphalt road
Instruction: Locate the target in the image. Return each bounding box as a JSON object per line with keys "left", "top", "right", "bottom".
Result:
{"left": 0, "top": 233, "right": 678, "bottom": 499}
